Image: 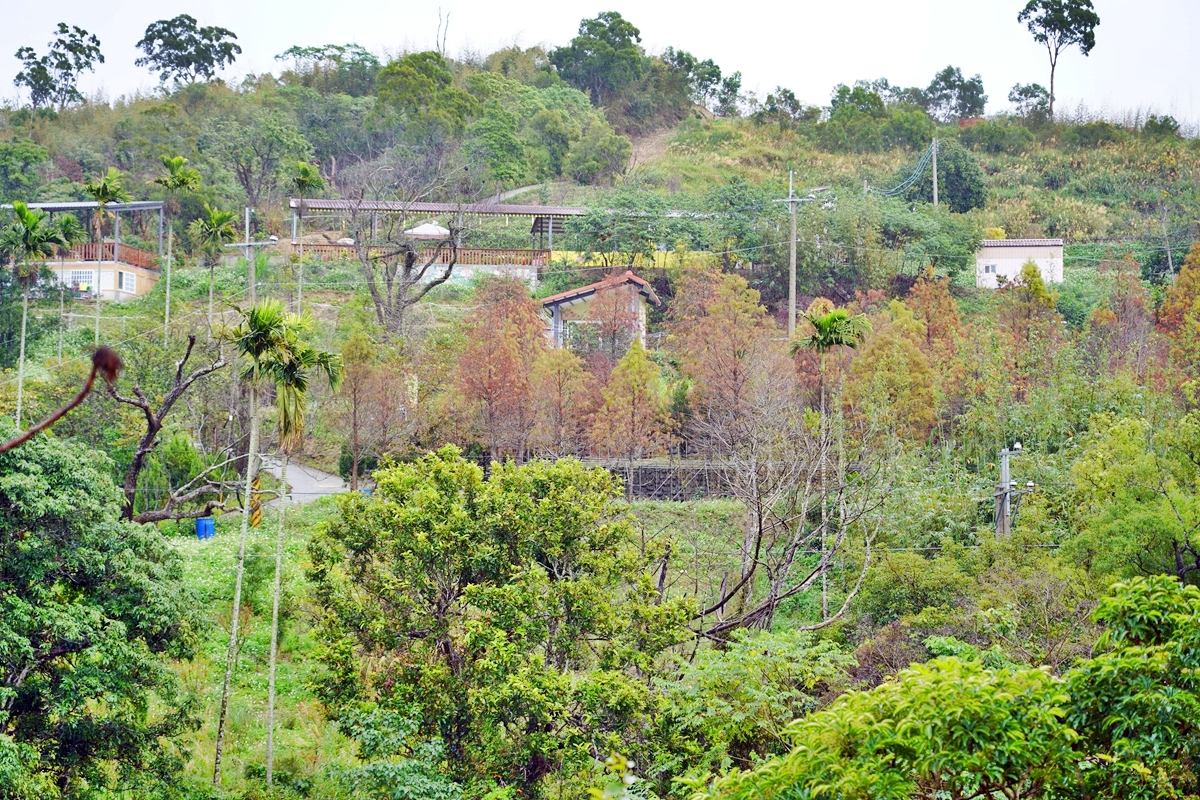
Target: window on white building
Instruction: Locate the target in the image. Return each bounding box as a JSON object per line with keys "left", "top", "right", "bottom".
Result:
{"left": 69, "top": 269, "right": 94, "bottom": 288}
{"left": 984, "top": 264, "right": 997, "bottom": 274}
{"left": 118, "top": 271, "right": 136, "bottom": 293}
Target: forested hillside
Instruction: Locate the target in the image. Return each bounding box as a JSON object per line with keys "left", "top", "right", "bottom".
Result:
{"left": 3, "top": 5, "right": 1200, "bottom": 800}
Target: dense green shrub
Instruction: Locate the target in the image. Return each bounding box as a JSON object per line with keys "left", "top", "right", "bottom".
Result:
{"left": 900, "top": 137, "right": 987, "bottom": 212}
{"left": 959, "top": 118, "right": 1035, "bottom": 154}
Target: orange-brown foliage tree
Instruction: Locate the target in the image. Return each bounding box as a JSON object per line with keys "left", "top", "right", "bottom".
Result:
{"left": 906, "top": 269, "right": 964, "bottom": 420}
{"left": 528, "top": 347, "right": 594, "bottom": 458}
{"left": 1085, "top": 253, "right": 1157, "bottom": 379}
{"left": 455, "top": 278, "right": 545, "bottom": 460}
{"left": 847, "top": 300, "right": 937, "bottom": 442}
{"left": 1159, "top": 243, "right": 1200, "bottom": 381}
{"left": 587, "top": 282, "right": 642, "bottom": 374}
{"left": 589, "top": 339, "right": 672, "bottom": 491}
{"left": 670, "top": 269, "right": 775, "bottom": 427}
{"left": 995, "top": 261, "right": 1064, "bottom": 400}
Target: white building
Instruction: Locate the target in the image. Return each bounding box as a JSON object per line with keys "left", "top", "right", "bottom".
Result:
{"left": 47, "top": 256, "right": 161, "bottom": 301}
{"left": 975, "top": 239, "right": 1064, "bottom": 288}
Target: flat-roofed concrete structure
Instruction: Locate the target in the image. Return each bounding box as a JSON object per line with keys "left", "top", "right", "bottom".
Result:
{"left": 3, "top": 201, "right": 164, "bottom": 301}
{"left": 46, "top": 255, "right": 160, "bottom": 301}
{"left": 975, "top": 239, "right": 1064, "bottom": 288}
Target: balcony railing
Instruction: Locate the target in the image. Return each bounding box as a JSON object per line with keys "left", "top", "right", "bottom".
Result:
{"left": 64, "top": 243, "right": 159, "bottom": 270}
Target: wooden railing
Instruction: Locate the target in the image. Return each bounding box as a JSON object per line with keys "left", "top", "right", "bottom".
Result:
{"left": 66, "top": 243, "right": 159, "bottom": 270}
{"left": 299, "top": 243, "right": 549, "bottom": 266}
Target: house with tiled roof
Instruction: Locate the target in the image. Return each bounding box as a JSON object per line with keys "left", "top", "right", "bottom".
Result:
{"left": 541, "top": 271, "right": 661, "bottom": 348}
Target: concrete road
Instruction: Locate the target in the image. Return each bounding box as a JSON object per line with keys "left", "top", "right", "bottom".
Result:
{"left": 260, "top": 456, "right": 347, "bottom": 506}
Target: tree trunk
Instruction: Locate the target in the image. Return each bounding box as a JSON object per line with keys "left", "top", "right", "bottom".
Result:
{"left": 1161, "top": 209, "right": 1175, "bottom": 278}
{"left": 1048, "top": 50, "right": 1057, "bottom": 122}
{"left": 350, "top": 399, "right": 360, "bottom": 492}
{"left": 819, "top": 353, "right": 828, "bottom": 622}
{"left": 266, "top": 453, "right": 288, "bottom": 786}
{"left": 15, "top": 277, "right": 29, "bottom": 428}
{"left": 208, "top": 262, "right": 216, "bottom": 340}
{"left": 213, "top": 385, "right": 258, "bottom": 786}
{"left": 164, "top": 225, "right": 174, "bottom": 344}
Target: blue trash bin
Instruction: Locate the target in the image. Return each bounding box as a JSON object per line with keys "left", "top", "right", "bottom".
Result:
{"left": 196, "top": 517, "right": 215, "bottom": 540}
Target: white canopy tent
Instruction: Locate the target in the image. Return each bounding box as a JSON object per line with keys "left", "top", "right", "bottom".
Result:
{"left": 403, "top": 221, "right": 450, "bottom": 240}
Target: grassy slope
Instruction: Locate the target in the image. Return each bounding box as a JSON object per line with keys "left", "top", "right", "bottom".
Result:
{"left": 171, "top": 498, "right": 354, "bottom": 797}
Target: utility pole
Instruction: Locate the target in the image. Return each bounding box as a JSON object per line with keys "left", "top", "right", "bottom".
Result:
{"left": 224, "top": 211, "right": 277, "bottom": 312}
{"left": 787, "top": 172, "right": 796, "bottom": 338}
{"left": 773, "top": 178, "right": 828, "bottom": 337}
{"left": 932, "top": 138, "right": 939, "bottom": 209}
{"left": 994, "top": 442, "right": 1035, "bottom": 537}
{"left": 58, "top": 285, "right": 64, "bottom": 362}
{"left": 245, "top": 208, "right": 254, "bottom": 306}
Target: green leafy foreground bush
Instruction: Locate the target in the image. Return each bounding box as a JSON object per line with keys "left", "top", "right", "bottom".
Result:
{"left": 693, "top": 576, "right": 1200, "bottom": 800}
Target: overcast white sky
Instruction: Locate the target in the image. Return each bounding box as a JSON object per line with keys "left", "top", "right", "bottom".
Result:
{"left": 2, "top": 0, "right": 1197, "bottom": 123}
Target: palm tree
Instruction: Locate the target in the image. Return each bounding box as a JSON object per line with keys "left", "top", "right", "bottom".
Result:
{"left": 261, "top": 315, "right": 340, "bottom": 786}
{"left": 213, "top": 299, "right": 289, "bottom": 786}
{"left": 187, "top": 204, "right": 237, "bottom": 337}
{"left": 83, "top": 168, "right": 130, "bottom": 345}
{"left": 789, "top": 304, "right": 872, "bottom": 402}
{"left": 789, "top": 302, "right": 870, "bottom": 621}
{"left": 1, "top": 202, "right": 68, "bottom": 428}
{"left": 290, "top": 161, "right": 325, "bottom": 315}
{"left": 153, "top": 156, "right": 201, "bottom": 345}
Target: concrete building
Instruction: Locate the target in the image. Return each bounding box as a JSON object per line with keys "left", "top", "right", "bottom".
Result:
{"left": 2, "top": 201, "right": 165, "bottom": 301}
{"left": 975, "top": 239, "right": 1064, "bottom": 288}
{"left": 45, "top": 254, "right": 161, "bottom": 301}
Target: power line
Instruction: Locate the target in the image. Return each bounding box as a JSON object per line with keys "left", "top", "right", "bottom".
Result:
{"left": 870, "top": 141, "right": 936, "bottom": 198}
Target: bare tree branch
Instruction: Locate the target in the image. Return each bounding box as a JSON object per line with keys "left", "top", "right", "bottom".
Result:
{"left": 109, "top": 335, "right": 228, "bottom": 520}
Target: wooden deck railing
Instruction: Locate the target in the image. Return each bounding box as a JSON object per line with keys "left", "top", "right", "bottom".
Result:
{"left": 300, "top": 243, "right": 549, "bottom": 266}
{"left": 66, "top": 243, "right": 159, "bottom": 270}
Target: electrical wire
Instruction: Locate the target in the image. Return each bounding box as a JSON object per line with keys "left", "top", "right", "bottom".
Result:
{"left": 865, "top": 141, "right": 936, "bottom": 197}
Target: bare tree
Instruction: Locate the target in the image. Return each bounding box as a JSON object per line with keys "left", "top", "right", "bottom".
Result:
{"left": 687, "top": 345, "right": 887, "bottom": 637}
{"left": 340, "top": 147, "right": 483, "bottom": 340}
{"left": 108, "top": 335, "right": 234, "bottom": 522}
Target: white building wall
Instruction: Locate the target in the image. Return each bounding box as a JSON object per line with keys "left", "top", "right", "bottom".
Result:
{"left": 48, "top": 261, "right": 158, "bottom": 301}
{"left": 975, "top": 243, "right": 1064, "bottom": 288}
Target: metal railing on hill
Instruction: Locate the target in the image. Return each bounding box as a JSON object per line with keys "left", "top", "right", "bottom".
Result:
{"left": 65, "top": 243, "right": 159, "bottom": 270}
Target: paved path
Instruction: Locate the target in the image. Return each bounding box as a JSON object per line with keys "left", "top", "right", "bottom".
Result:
{"left": 494, "top": 183, "right": 542, "bottom": 202}
{"left": 260, "top": 456, "right": 347, "bottom": 506}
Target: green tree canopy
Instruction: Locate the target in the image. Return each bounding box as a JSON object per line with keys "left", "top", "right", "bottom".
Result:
{"left": 550, "top": 12, "right": 645, "bottom": 105}
{"left": 275, "top": 43, "right": 381, "bottom": 96}
{"left": 135, "top": 14, "right": 241, "bottom": 85}
{"left": 924, "top": 65, "right": 987, "bottom": 122}
{"left": 13, "top": 23, "right": 104, "bottom": 112}
{"left": 375, "top": 51, "right": 479, "bottom": 138}
{"left": 901, "top": 137, "right": 987, "bottom": 213}
{"left": 1018, "top": 0, "right": 1100, "bottom": 120}
{"left": 308, "top": 448, "right": 692, "bottom": 797}
{"left": 564, "top": 119, "right": 631, "bottom": 184}
{"left": 0, "top": 141, "right": 48, "bottom": 202}
{"left": 201, "top": 109, "right": 311, "bottom": 207}
{"left": 468, "top": 102, "right": 527, "bottom": 186}
{"left": 0, "top": 426, "right": 200, "bottom": 796}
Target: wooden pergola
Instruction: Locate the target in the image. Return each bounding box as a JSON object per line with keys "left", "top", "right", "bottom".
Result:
{"left": 287, "top": 198, "right": 584, "bottom": 251}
